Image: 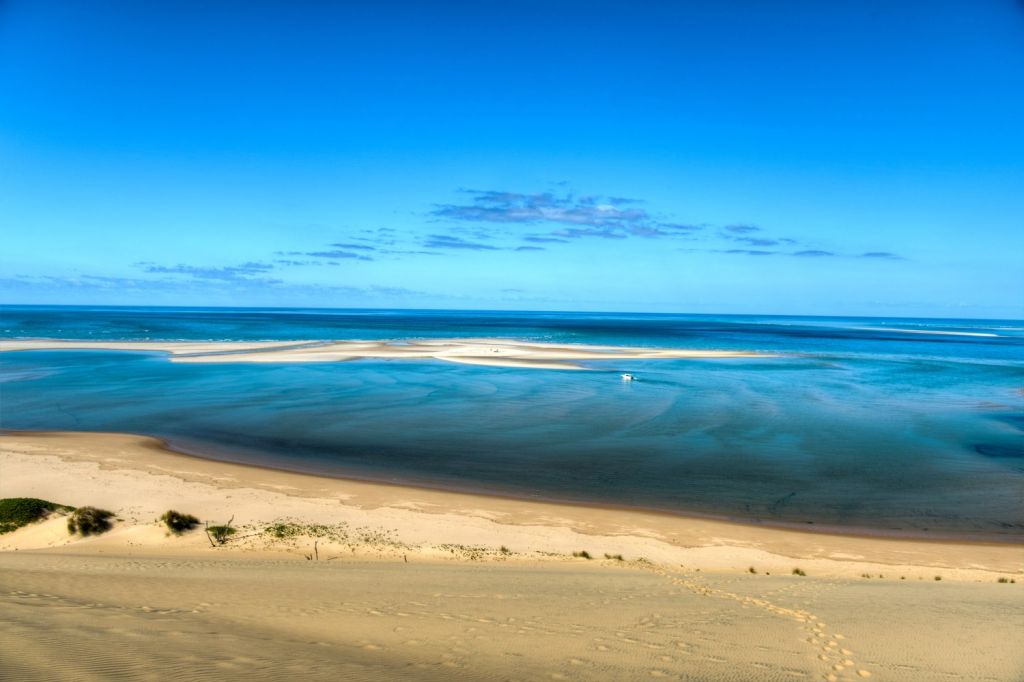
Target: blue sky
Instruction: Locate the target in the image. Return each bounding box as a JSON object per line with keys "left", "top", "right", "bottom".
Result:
{"left": 1, "top": 1, "right": 1022, "bottom": 317}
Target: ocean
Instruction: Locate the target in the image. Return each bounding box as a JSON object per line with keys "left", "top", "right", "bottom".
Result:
{"left": 1, "top": 305, "right": 1022, "bottom": 538}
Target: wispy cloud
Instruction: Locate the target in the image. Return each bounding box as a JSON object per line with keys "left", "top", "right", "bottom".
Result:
{"left": 303, "top": 249, "right": 374, "bottom": 261}
{"left": 423, "top": 234, "right": 501, "bottom": 251}
{"left": 1, "top": 274, "right": 188, "bottom": 292}
{"left": 860, "top": 251, "right": 905, "bottom": 260}
{"left": 696, "top": 247, "right": 902, "bottom": 260}
{"left": 430, "top": 188, "right": 904, "bottom": 263}
{"left": 275, "top": 259, "right": 328, "bottom": 267}
{"left": 329, "top": 242, "right": 377, "bottom": 251}
{"left": 793, "top": 250, "right": 837, "bottom": 257}
{"left": 733, "top": 237, "right": 782, "bottom": 247}
{"left": 719, "top": 227, "right": 797, "bottom": 248}
{"left": 0, "top": 273, "right": 431, "bottom": 300}
{"left": 723, "top": 249, "right": 776, "bottom": 256}
{"left": 524, "top": 235, "right": 570, "bottom": 244}
{"left": 432, "top": 190, "right": 702, "bottom": 240}
{"left": 138, "top": 261, "right": 282, "bottom": 282}
{"left": 276, "top": 248, "right": 374, "bottom": 261}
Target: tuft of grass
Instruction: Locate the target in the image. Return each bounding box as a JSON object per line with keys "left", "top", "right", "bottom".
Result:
{"left": 265, "top": 522, "right": 302, "bottom": 540}
{"left": 934, "top": 575, "right": 942, "bottom": 581}
{"left": 207, "top": 525, "right": 236, "bottom": 544}
{"left": 572, "top": 550, "right": 592, "bottom": 560}
{"left": 748, "top": 566, "right": 757, "bottom": 574}
{"left": 604, "top": 553, "right": 624, "bottom": 561}
{"left": 0, "top": 497, "right": 73, "bottom": 534}
{"left": 500, "top": 545, "right": 511, "bottom": 555}
{"left": 160, "top": 510, "right": 199, "bottom": 534}
{"left": 67, "top": 507, "right": 114, "bottom": 536}
{"left": 792, "top": 568, "right": 806, "bottom": 576}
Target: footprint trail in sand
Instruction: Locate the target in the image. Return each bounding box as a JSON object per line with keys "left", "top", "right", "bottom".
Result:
{"left": 645, "top": 564, "right": 872, "bottom": 681}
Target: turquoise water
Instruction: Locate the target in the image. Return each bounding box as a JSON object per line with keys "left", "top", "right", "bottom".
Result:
{"left": 1, "top": 306, "right": 1022, "bottom": 538}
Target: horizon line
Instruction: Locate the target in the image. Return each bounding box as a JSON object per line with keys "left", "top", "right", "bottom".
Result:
{"left": 1, "top": 303, "right": 1021, "bottom": 323}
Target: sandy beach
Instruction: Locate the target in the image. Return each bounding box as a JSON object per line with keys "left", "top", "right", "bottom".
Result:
{"left": 2, "top": 431, "right": 1022, "bottom": 681}
{"left": 0, "top": 338, "right": 767, "bottom": 370}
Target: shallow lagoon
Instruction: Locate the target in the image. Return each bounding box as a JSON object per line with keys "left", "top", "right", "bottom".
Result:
{"left": 1, "top": 307, "right": 1022, "bottom": 537}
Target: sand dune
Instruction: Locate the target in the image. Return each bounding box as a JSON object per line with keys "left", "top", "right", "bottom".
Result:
{"left": 2, "top": 431, "right": 1023, "bottom": 681}
{"left": 3, "top": 553, "right": 1022, "bottom": 682}
{"left": 0, "top": 338, "right": 768, "bottom": 369}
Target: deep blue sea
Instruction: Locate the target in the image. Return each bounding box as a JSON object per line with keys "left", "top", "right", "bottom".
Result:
{"left": 1, "top": 306, "right": 1022, "bottom": 538}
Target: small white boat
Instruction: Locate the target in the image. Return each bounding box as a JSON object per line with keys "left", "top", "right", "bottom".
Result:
{"left": 621, "top": 373, "right": 636, "bottom": 381}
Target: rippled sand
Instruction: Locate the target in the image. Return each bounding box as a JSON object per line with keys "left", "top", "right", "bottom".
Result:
{"left": 2, "top": 554, "right": 1022, "bottom": 681}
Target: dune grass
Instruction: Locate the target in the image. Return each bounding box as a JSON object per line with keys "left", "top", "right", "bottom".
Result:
{"left": 67, "top": 506, "right": 115, "bottom": 536}
{"left": 207, "top": 525, "right": 236, "bottom": 544}
{"left": 0, "top": 497, "right": 74, "bottom": 534}
{"left": 161, "top": 510, "right": 200, "bottom": 534}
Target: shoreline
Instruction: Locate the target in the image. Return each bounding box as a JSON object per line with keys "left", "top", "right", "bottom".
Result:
{"left": 2, "top": 431, "right": 1021, "bottom": 579}
{"left": 4, "top": 430, "right": 1023, "bottom": 681}
{"left": 99, "top": 429, "right": 1024, "bottom": 546}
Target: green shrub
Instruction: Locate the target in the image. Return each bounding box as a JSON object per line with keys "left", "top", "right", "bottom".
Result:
{"left": 207, "top": 525, "right": 236, "bottom": 544}
{"left": 67, "top": 507, "right": 114, "bottom": 536}
{"left": 934, "top": 575, "right": 942, "bottom": 581}
{"left": 572, "top": 550, "right": 592, "bottom": 559}
{"left": 748, "top": 566, "right": 757, "bottom": 574}
{"left": 0, "top": 498, "right": 73, "bottom": 534}
{"left": 604, "top": 553, "right": 624, "bottom": 561}
{"left": 792, "top": 568, "right": 807, "bottom": 576}
{"left": 161, "top": 510, "right": 200, "bottom": 534}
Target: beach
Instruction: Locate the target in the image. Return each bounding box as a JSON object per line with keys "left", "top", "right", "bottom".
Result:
{"left": 2, "top": 431, "right": 1022, "bottom": 681}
